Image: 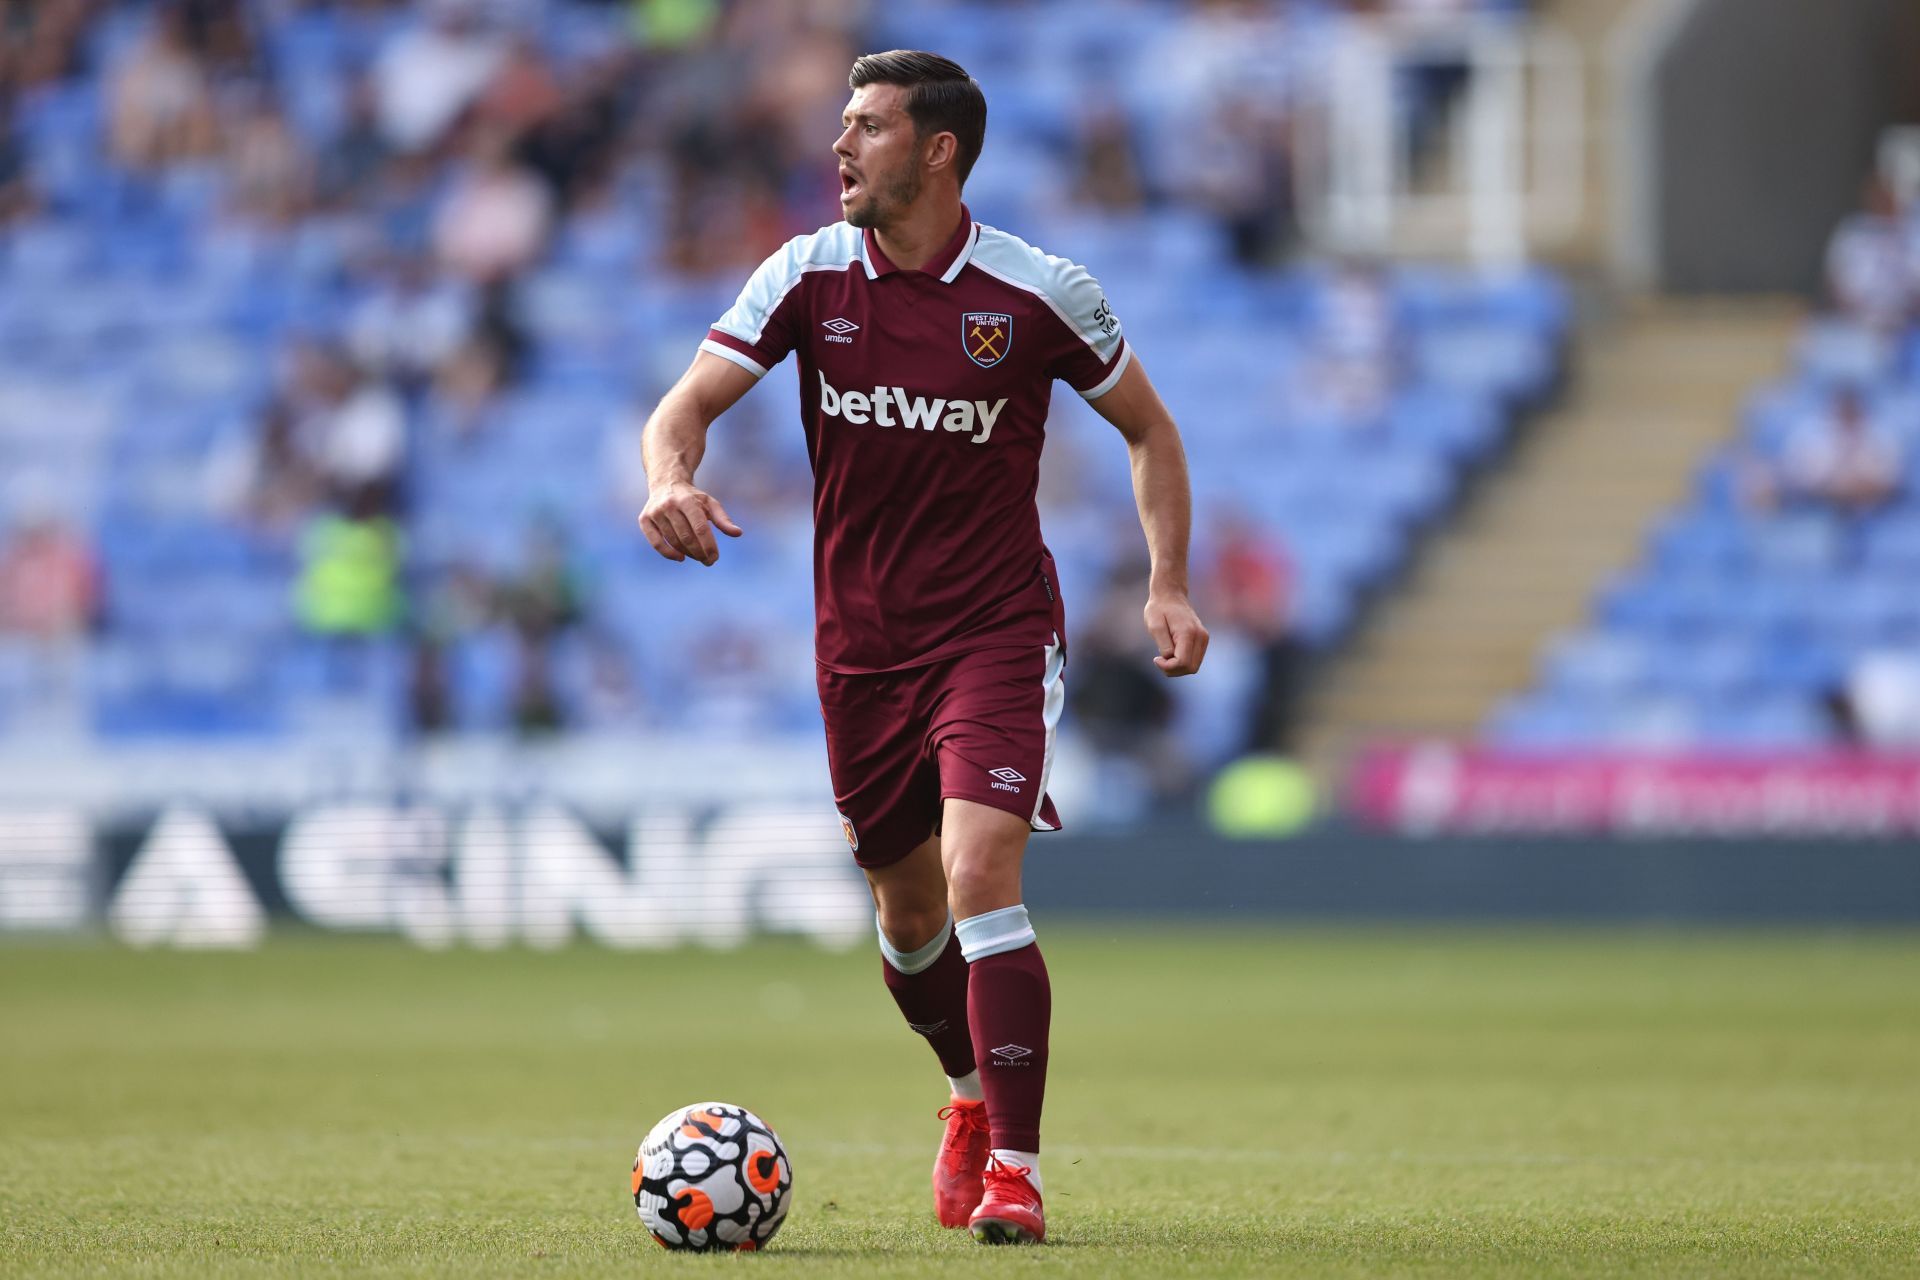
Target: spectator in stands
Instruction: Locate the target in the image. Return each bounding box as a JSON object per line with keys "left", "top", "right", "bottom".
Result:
{"left": 0, "top": 504, "right": 99, "bottom": 640}
{"left": 511, "top": 637, "right": 565, "bottom": 733}
{"left": 296, "top": 344, "right": 408, "bottom": 515}
{"left": 1181, "top": 91, "right": 1294, "bottom": 267}
{"left": 496, "top": 520, "right": 585, "bottom": 734}
{"left": 626, "top": 0, "right": 723, "bottom": 53}
{"left": 347, "top": 255, "right": 475, "bottom": 386}
{"left": 1378, "top": 0, "right": 1480, "bottom": 154}
{"left": 294, "top": 495, "right": 403, "bottom": 638}
{"left": 498, "top": 519, "right": 583, "bottom": 648}
{"left": 574, "top": 629, "right": 645, "bottom": 730}
{"left": 371, "top": 0, "right": 505, "bottom": 156}
{"left": 408, "top": 637, "right": 454, "bottom": 733}
{"left": 419, "top": 278, "right": 525, "bottom": 439}
{"left": 1827, "top": 178, "right": 1914, "bottom": 337}
{"left": 433, "top": 123, "right": 554, "bottom": 284}
{"left": 107, "top": 4, "right": 220, "bottom": 170}
{"left": 680, "top": 622, "right": 783, "bottom": 735}
{"left": 1301, "top": 258, "right": 1404, "bottom": 426}
{"left": 1842, "top": 649, "right": 1920, "bottom": 750}
{"left": 1072, "top": 99, "right": 1146, "bottom": 213}
{"left": 1744, "top": 384, "right": 1906, "bottom": 517}
{"left": 171, "top": 0, "right": 256, "bottom": 79}
{"left": 1208, "top": 513, "right": 1307, "bottom": 754}
{"left": 318, "top": 74, "right": 389, "bottom": 208}
{"left": 424, "top": 332, "right": 511, "bottom": 441}
{"left": 515, "top": 51, "right": 628, "bottom": 209}
{"left": 0, "top": 0, "right": 98, "bottom": 91}
{"left": 407, "top": 557, "right": 493, "bottom": 733}
{"left": 224, "top": 90, "right": 315, "bottom": 226}
{"left": 211, "top": 337, "right": 411, "bottom": 533}
{"left": 204, "top": 398, "right": 323, "bottom": 533}
{"left": 1066, "top": 565, "right": 1191, "bottom": 809}
{"left": 472, "top": 34, "right": 563, "bottom": 141}
{"left": 0, "top": 94, "right": 40, "bottom": 225}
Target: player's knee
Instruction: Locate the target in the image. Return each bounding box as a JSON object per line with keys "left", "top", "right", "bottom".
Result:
{"left": 875, "top": 901, "right": 948, "bottom": 956}
{"left": 943, "top": 852, "right": 1020, "bottom": 920}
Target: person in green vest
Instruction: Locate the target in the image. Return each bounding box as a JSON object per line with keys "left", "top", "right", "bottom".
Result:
{"left": 295, "top": 504, "right": 404, "bottom": 636}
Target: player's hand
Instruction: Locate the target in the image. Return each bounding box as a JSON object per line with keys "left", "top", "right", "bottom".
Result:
{"left": 639, "top": 482, "right": 743, "bottom": 566}
{"left": 1144, "top": 592, "right": 1209, "bottom": 677}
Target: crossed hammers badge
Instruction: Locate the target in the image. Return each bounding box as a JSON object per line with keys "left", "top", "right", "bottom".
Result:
{"left": 962, "top": 311, "right": 1013, "bottom": 368}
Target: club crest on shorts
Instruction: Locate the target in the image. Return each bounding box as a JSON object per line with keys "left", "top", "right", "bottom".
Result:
{"left": 838, "top": 812, "right": 859, "bottom": 853}
{"left": 962, "top": 311, "right": 1013, "bottom": 368}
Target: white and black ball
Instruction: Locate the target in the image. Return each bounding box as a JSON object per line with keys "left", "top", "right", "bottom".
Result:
{"left": 632, "top": 1102, "right": 792, "bottom": 1252}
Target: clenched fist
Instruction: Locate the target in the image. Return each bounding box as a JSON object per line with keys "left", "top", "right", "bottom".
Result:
{"left": 1144, "top": 592, "right": 1209, "bottom": 676}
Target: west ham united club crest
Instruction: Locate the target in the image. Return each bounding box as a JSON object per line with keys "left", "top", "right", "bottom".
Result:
{"left": 962, "top": 311, "right": 1013, "bottom": 368}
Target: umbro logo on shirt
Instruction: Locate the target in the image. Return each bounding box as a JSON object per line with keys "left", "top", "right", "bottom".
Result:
{"left": 817, "top": 372, "right": 1007, "bottom": 445}
{"left": 822, "top": 317, "right": 859, "bottom": 344}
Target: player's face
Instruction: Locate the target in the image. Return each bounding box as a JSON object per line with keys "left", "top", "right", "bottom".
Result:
{"left": 834, "top": 84, "right": 922, "bottom": 229}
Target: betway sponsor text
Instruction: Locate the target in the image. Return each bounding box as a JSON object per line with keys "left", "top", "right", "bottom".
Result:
{"left": 818, "top": 372, "right": 1007, "bottom": 445}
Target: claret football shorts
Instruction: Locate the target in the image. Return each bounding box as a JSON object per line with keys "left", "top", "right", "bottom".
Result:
{"left": 817, "top": 635, "right": 1065, "bottom": 870}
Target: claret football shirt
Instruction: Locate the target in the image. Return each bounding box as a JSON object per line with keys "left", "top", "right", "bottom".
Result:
{"left": 702, "top": 207, "right": 1129, "bottom": 673}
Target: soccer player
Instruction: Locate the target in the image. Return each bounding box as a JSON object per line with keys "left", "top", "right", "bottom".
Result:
{"left": 638, "top": 50, "right": 1208, "bottom": 1245}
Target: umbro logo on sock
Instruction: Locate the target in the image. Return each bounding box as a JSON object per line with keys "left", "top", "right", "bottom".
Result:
{"left": 908, "top": 1020, "right": 948, "bottom": 1036}
{"left": 990, "top": 1044, "right": 1032, "bottom": 1062}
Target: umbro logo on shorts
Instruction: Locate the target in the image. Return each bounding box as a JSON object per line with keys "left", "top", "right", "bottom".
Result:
{"left": 988, "top": 766, "right": 1025, "bottom": 794}
{"left": 822, "top": 317, "right": 858, "bottom": 344}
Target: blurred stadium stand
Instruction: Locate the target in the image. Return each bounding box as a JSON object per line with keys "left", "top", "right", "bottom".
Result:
{"left": 1489, "top": 157, "right": 1920, "bottom": 756}
{"left": 0, "top": 0, "right": 1565, "bottom": 812}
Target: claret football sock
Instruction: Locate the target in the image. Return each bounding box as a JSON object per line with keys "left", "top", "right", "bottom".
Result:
{"left": 878, "top": 913, "right": 980, "bottom": 1081}
{"left": 956, "top": 905, "right": 1050, "bottom": 1174}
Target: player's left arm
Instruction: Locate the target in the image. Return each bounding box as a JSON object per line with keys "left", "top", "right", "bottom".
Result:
{"left": 1088, "top": 357, "right": 1210, "bottom": 677}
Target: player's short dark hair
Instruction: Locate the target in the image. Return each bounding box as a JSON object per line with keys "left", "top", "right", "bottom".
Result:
{"left": 848, "top": 50, "right": 987, "bottom": 187}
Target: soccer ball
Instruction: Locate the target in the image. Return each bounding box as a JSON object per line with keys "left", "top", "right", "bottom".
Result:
{"left": 631, "top": 1102, "right": 792, "bottom": 1252}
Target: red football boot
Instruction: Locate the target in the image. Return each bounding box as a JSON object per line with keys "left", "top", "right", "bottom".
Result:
{"left": 932, "top": 1099, "right": 990, "bottom": 1227}
{"left": 969, "top": 1156, "right": 1045, "bottom": 1244}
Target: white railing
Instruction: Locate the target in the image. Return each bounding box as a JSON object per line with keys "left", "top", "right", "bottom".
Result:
{"left": 1292, "top": 17, "right": 1586, "bottom": 266}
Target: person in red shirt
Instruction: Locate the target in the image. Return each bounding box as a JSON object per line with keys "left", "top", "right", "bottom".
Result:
{"left": 638, "top": 50, "right": 1208, "bottom": 1246}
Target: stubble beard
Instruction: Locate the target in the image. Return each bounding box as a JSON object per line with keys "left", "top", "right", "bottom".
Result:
{"left": 845, "top": 162, "right": 922, "bottom": 230}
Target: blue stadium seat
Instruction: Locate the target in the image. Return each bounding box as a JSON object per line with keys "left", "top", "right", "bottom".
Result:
{"left": 1485, "top": 693, "right": 1611, "bottom": 753}
{"left": 1539, "top": 630, "right": 1653, "bottom": 697}
{"left": 1795, "top": 317, "right": 1898, "bottom": 386}
{"left": 1863, "top": 514, "right": 1920, "bottom": 572}
{"left": 1693, "top": 697, "right": 1834, "bottom": 752}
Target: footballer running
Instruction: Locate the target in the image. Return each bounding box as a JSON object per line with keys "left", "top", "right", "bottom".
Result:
{"left": 638, "top": 49, "right": 1208, "bottom": 1245}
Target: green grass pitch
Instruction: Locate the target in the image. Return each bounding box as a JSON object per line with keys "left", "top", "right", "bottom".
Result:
{"left": 3, "top": 927, "right": 1918, "bottom": 1277}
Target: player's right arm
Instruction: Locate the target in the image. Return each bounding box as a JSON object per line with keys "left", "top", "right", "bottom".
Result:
{"left": 638, "top": 351, "right": 757, "bottom": 566}
{"left": 642, "top": 229, "right": 835, "bottom": 565}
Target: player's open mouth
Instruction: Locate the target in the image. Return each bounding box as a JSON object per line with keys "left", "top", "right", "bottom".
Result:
{"left": 840, "top": 171, "right": 861, "bottom": 200}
